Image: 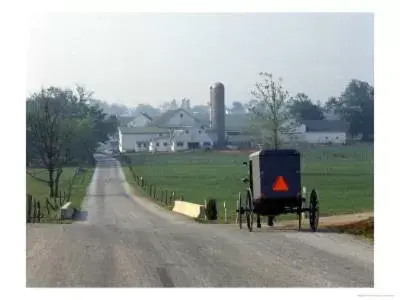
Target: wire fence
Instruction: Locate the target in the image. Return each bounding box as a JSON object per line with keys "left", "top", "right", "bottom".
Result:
{"left": 119, "top": 155, "right": 181, "bottom": 207}
{"left": 26, "top": 167, "right": 81, "bottom": 223}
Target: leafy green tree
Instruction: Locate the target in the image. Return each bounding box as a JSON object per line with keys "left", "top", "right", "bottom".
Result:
{"left": 135, "top": 104, "right": 160, "bottom": 118}
{"left": 326, "top": 80, "right": 374, "bottom": 140}
{"left": 288, "top": 93, "right": 325, "bottom": 121}
{"left": 230, "top": 101, "right": 246, "bottom": 115}
{"left": 26, "top": 85, "right": 118, "bottom": 197}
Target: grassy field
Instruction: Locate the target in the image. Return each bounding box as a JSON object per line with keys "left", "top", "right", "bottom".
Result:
{"left": 122, "top": 143, "right": 373, "bottom": 222}
{"left": 26, "top": 167, "right": 94, "bottom": 221}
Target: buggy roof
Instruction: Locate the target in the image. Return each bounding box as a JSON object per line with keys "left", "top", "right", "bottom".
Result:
{"left": 249, "top": 149, "right": 300, "bottom": 160}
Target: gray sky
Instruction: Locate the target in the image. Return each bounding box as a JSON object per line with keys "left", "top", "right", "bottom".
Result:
{"left": 27, "top": 13, "right": 373, "bottom": 107}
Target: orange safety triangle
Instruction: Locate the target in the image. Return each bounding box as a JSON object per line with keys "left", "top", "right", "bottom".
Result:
{"left": 272, "top": 176, "right": 289, "bottom": 192}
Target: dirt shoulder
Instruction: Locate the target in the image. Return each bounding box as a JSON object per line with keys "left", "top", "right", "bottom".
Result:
{"left": 275, "top": 212, "right": 374, "bottom": 241}
{"left": 276, "top": 212, "right": 373, "bottom": 227}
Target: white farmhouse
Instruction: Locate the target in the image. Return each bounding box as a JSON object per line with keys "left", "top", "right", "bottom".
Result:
{"left": 118, "top": 127, "right": 170, "bottom": 153}
{"left": 300, "top": 120, "right": 347, "bottom": 144}
{"left": 149, "top": 137, "right": 172, "bottom": 153}
{"left": 118, "top": 108, "right": 214, "bottom": 153}
{"left": 126, "top": 112, "right": 153, "bottom": 127}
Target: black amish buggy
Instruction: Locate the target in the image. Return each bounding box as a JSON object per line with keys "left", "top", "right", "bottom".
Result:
{"left": 236, "top": 149, "right": 320, "bottom": 232}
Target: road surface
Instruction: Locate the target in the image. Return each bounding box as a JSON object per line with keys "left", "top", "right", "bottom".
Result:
{"left": 26, "top": 155, "right": 373, "bottom": 287}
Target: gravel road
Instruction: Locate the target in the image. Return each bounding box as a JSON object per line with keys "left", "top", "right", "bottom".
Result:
{"left": 26, "top": 155, "right": 373, "bottom": 287}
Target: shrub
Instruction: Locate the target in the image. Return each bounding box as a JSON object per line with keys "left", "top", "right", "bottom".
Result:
{"left": 205, "top": 198, "right": 218, "bottom": 220}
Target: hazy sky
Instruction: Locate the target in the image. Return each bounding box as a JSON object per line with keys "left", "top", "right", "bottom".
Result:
{"left": 27, "top": 13, "right": 374, "bottom": 107}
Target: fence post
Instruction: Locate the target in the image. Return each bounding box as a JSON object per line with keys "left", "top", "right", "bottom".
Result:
{"left": 59, "top": 190, "right": 62, "bottom": 207}
{"left": 63, "top": 190, "right": 66, "bottom": 204}
{"left": 204, "top": 199, "right": 207, "bottom": 220}
{"left": 45, "top": 197, "right": 50, "bottom": 215}
{"left": 37, "top": 202, "right": 41, "bottom": 223}
{"left": 33, "top": 199, "right": 37, "bottom": 223}
{"left": 224, "top": 201, "right": 227, "bottom": 223}
{"left": 235, "top": 198, "right": 239, "bottom": 224}
{"left": 27, "top": 194, "right": 32, "bottom": 223}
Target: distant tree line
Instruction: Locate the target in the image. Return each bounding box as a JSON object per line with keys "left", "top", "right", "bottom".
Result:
{"left": 247, "top": 72, "right": 374, "bottom": 148}
{"left": 123, "top": 78, "right": 373, "bottom": 143}
{"left": 26, "top": 85, "right": 118, "bottom": 197}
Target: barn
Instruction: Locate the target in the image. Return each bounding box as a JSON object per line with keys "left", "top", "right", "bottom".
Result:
{"left": 118, "top": 108, "right": 214, "bottom": 153}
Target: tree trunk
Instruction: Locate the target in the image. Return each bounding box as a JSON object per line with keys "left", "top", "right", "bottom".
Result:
{"left": 54, "top": 168, "right": 63, "bottom": 198}
{"left": 272, "top": 124, "right": 279, "bottom": 150}
{"left": 48, "top": 166, "right": 55, "bottom": 198}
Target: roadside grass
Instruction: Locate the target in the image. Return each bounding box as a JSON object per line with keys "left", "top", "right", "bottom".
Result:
{"left": 121, "top": 143, "right": 373, "bottom": 223}
{"left": 26, "top": 167, "right": 94, "bottom": 222}
{"left": 327, "top": 217, "right": 374, "bottom": 241}
{"left": 123, "top": 166, "right": 174, "bottom": 211}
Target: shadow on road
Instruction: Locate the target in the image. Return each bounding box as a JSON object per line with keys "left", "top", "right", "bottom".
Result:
{"left": 72, "top": 210, "right": 88, "bottom": 221}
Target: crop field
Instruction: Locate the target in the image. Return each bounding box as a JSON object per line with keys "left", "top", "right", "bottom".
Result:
{"left": 122, "top": 143, "right": 373, "bottom": 222}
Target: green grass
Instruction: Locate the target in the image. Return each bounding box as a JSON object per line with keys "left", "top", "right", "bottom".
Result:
{"left": 121, "top": 143, "right": 373, "bottom": 222}
{"left": 123, "top": 168, "right": 175, "bottom": 211}
{"left": 26, "top": 167, "right": 94, "bottom": 222}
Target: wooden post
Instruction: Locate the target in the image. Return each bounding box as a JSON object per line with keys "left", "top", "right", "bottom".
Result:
{"left": 26, "top": 194, "right": 32, "bottom": 223}
{"left": 224, "top": 201, "right": 227, "bottom": 223}
{"left": 59, "top": 190, "right": 62, "bottom": 207}
{"left": 33, "top": 199, "right": 37, "bottom": 223}
{"left": 63, "top": 190, "right": 66, "bottom": 204}
{"left": 204, "top": 199, "right": 207, "bottom": 220}
{"left": 37, "top": 202, "right": 41, "bottom": 223}
{"left": 235, "top": 199, "right": 239, "bottom": 224}
{"left": 45, "top": 197, "right": 50, "bottom": 215}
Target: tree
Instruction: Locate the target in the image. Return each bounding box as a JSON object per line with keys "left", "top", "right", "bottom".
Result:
{"left": 135, "top": 104, "right": 160, "bottom": 118}
{"left": 248, "top": 72, "right": 294, "bottom": 149}
{"left": 327, "top": 80, "right": 374, "bottom": 140}
{"left": 324, "top": 97, "right": 339, "bottom": 113}
{"left": 180, "top": 98, "right": 191, "bottom": 110}
{"left": 159, "top": 99, "right": 179, "bottom": 112}
{"left": 26, "top": 86, "right": 119, "bottom": 197}
{"left": 288, "top": 93, "right": 325, "bottom": 121}
{"left": 26, "top": 87, "right": 78, "bottom": 197}
{"left": 230, "top": 101, "right": 246, "bottom": 115}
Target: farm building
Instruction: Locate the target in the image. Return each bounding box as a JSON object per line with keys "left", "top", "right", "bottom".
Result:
{"left": 300, "top": 120, "right": 348, "bottom": 144}
{"left": 118, "top": 108, "right": 214, "bottom": 153}
{"left": 117, "top": 111, "right": 348, "bottom": 152}
{"left": 116, "top": 82, "right": 347, "bottom": 152}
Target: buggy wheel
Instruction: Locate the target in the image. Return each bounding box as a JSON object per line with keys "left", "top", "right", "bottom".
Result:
{"left": 236, "top": 192, "right": 243, "bottom": 229}
{"left": 309, "top": 189, "right": 320, "bottom": 232}
{"left": 245, "top": 189, "right": 254, "bottom": 232}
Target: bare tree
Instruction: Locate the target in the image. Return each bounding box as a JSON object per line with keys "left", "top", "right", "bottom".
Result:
{"left": 248, "top": 72, "right": 294, "bottom": 149}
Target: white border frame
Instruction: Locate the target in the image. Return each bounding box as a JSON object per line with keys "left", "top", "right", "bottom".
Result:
{"left": 0, "top": 0, "right": 398, "bottom": 298}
